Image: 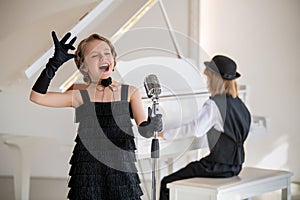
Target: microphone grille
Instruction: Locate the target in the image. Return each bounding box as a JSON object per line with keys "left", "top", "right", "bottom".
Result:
{"left": 144, "top": 74, "right": 161, "bottom": 97}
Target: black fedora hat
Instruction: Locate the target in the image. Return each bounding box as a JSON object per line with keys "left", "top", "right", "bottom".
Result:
{"left": 204, "top": 55, "right": 241, "bottom": 80}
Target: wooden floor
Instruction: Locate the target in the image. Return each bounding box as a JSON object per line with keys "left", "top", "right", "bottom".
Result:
{"left": 0, "top": 176, "right": 299, "bottom": 200}
{"left": 0, "top": 176, "right": 68, "bottom": 200}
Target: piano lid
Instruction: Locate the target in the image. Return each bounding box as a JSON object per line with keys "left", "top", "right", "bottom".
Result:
{"left": 25, "top": 0, "right": 202, "bottom": 93}
{"left": 25, "top": 0, "right": 159, "bottom": 92}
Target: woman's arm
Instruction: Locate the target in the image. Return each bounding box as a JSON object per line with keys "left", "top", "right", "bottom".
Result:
{"left": 129, "top": 85, "right": 163, "bottom": 138}
{"left": 29, "top": 90, "right": 78, "bottom": 108}
{"left": 29, "top": 31, "right": 78, "bottom": 108}
{"left": 129, "top": 86, "right": 147, "bottom": 125}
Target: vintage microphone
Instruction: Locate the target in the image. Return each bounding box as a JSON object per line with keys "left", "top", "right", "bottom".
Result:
{"left": 144, "top": 74, "right": 161, "bottom": 200}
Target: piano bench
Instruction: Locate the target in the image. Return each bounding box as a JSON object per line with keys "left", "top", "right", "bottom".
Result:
{"left": 167, "top": 167, "right": 293, "bottom": 200}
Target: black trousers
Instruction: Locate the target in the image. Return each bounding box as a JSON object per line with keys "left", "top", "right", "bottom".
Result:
{"left": 159, "top": 158, "right": 242, "bottom": 200}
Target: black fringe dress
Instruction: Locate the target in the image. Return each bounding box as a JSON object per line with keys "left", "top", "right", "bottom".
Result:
{"left": 67, "top": 85, "right": 143, "bottom": 200}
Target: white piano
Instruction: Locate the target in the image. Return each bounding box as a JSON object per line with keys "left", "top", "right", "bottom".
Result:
{"left": 0, "top": 0, "right": 269, "bottom": 199}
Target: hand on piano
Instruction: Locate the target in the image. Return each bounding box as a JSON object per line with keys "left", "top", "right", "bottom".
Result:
{"left": 157, "top": 131, "right": 165, "bottom": 139}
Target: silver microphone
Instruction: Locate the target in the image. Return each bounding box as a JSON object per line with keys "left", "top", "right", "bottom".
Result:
{"left": 144, "top": 74, "right": 162, "bottom": 200}
{"left": 144, "top": 74, "right": 162, "bottom": 98}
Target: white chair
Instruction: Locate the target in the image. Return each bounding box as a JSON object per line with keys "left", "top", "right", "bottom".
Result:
{"left": 167, "top": 167, "right": 293, "bottom": 200}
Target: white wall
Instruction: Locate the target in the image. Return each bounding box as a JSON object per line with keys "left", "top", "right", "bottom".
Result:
{"left": 200, "top": 0, "right": 300, "bottom": 181}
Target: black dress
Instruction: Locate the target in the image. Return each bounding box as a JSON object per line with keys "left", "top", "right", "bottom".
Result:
{"left": 67, "top": 85, "right": 143, "bottom": 200}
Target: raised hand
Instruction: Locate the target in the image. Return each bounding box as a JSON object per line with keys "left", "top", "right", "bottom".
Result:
{"left": 46, "top": 31, "right": 77, "bottom": 78}
{"left": 51, "top": 31, "right": 77, "bottom": 65}
{"left": 32, "top": 31, "right": 77, "bottom": 94}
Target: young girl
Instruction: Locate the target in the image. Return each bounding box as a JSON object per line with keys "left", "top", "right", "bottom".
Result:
{"left": 158, "top": 55, "right": 252, "bottom": 200}
{"left": 30, "top": 31, "right": 162, "bottom": 200}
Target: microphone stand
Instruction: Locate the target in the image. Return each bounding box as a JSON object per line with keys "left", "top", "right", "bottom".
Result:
{"left": 151, "top": 95, "right": 159, "bottom": 200}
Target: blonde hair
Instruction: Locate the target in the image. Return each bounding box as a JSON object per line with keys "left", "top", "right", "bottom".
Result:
{"left": 204, "top": 68, "right": 238, "bottom": 98}
{"left": 74, "top": 34, "right": 117, "bottom": 70}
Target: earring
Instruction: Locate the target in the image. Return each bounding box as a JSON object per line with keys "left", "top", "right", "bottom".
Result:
{"left": 83, "top": 72, "right": 91, "bottom": 84}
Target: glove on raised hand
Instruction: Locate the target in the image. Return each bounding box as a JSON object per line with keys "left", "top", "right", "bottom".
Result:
{"left": 138, "top": 107, "right": 163, "bottom": 138}
{"left": 32, "top": 31, "right": 77, "bottom": 94}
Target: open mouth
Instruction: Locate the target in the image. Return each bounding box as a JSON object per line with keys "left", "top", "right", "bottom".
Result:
{"left": 99, "top": 64, "right": 109, "bottom": 71}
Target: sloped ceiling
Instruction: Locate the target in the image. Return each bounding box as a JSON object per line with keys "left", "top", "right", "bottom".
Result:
{"left": 0, "top": 0, "right": 101, "bottom": 89}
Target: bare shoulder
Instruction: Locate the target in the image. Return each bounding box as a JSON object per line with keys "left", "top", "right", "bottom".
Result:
{"left": 128, "top": 85, "right": 143, "bottom": 100}
{"left": 128, "top": 85, "right": 138, "bottom": 92}
{"left": 67, "top": 84, "right": 89, "bottom": 108}
{"left": 67, "top": 89, "right": 83, "bottom": 108}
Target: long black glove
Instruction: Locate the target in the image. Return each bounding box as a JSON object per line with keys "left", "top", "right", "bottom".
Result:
{"left": 32, "top": 31, "right": 77, "bottom": 94}
{"left": 138, "top": 107, "right": 163, "bottom": 138}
